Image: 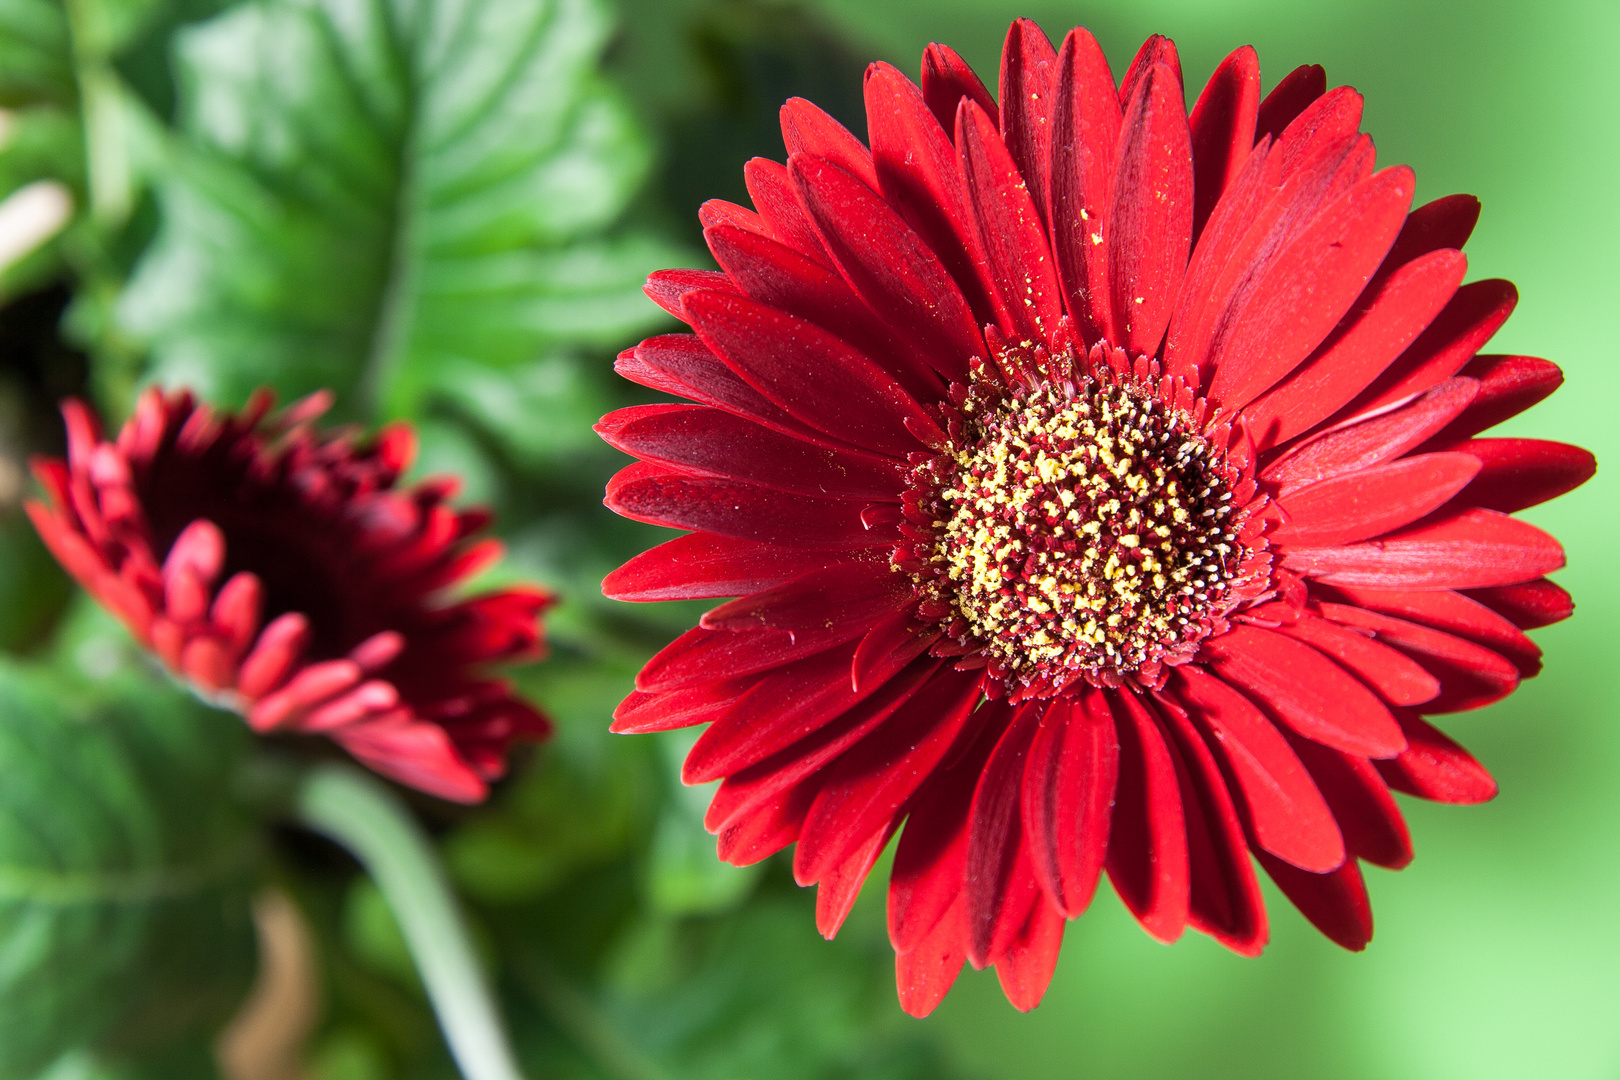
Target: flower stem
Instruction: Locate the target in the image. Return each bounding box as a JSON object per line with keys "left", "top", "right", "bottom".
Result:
{"left": 295, "top": 763, "right": 525, "bottom": 1080}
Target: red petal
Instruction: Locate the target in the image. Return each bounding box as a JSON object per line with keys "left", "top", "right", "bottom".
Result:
{"left": 336, "top": 718, "right": 486, "bottom": 804}
{"left": 1202, "top": 625, "right": 1405, "bottom": 757}
{"left": 864, "top": 62, "right": 999, "bottom": 329}
{"left": 597, "top": 403, "right": 905, "bottom": 500}
{"left": 921, "top": 43, "right": 995, "bottom": 135}
{"left": 1450, "top": 438, "right": 1595, "bottom": 514}
{"left": 994, "top": 900, "right": 1066, "bottom": 1012}
{"left": 605, "top": 462, "right": 885, "bottom": 549}
{"left": 604, "top": 533, "right": 847, "bottom": 603}
{"left": 795, "top": 666, "right": 983, "bottom": 885}
{"left": 1262, "top": 377, "right": 1478, "bottom": 494}
{"left": 249, "top": 659, "right": 362, "bottom": 732}
{"left": 1169, "top": 126, "right": 1378, "bottom": 390}
{"left": 699, "top": 198, "right": 768, "bottom": 236}
{"left": 705, "top": 660, "right": 945, "bottom": 833}
{"left": 1022, "top": 690, "right": 1118, "bottom": 918}
{"left": 610, "top": 678, "right": 752, "bottom": 735}
{"left": 1273, "top": 612, "right": 1440, "bottom": 707}
{"left": 1428, "top": 354, "right": 1563, "bottom": 444}
{"left": 704, "top": 221, "right": 943, "bottom": 399}
{"left": 1104, "top": 690, "right": 1189, "bottom": 943}
{"left": 1383, "top": 193, "right": 1481, "bottom": 270}
{"left": 1206, "top": 165, "right": 1414, "bottom": 411}
{"left": 700, "top": 561, "right": 911, "bottom": 633}
{"left": 714, "top": 781, "right": 815, "bottom": 865}
{"left": 957, "top": 99, "right": 1065, "bottom": 341}
{"left": 644, "top": 269, "right": 737, "bottom": 319}
{"left": 1108, "top": 62, "right": 1193, "bottom": 360}
{"left": 814, "top": 821, "right": 896, "bottom": 939}
{"left": 684, "top": 645, "right": 930, "bottom": 783}
{"left": 853, "top": 612, "right": 940, "bottom": 694}
{"left": 637, "top": 622, "right": 863, "bottom": 694}
{"left": 889, "top": 716, "right": 1003, "bottom": 953}
{"left": 780, "top": 97, "right": 878, "bottom": 191}
{"left": 1273, "top": 86, "right": 1364, "bottom": 180}
{"left": 1319, "top": 603, "right": 1519, "bottom": 714}
{"left": 1282, "top": 507, "right": 1564, "bottom": 590}
{"left": 1465, "top": 578, "right": 1572, "bottom": 629}
{"left": 744, "top": 157, "right": 831, "bottom": 266}
{"left": 1314, "top": 583, "right": 1541, "bottom": 677}
{"left": 1339, "top": 279, "right": 1518, "bottom": 419}
{"left": 1161, "top": 139, "right": 1277, "bottom": 386}
{"left": 1245, "top": 249, "right": 1467, "bottom": 449}
{"left": 302, "top": 680, "right": 399, "bottom": 733}
{"left": 625, "top": 333, "right": 840, "bottom": 449}
{"left": 1049, "top": 27, "right": 1122, "bottom": 345}
{"left": 1119, "top": 34, "right": 1183, "bottom": 107}
{"left": 964, "top": 705, "right": 1044, "bottom": 968}
{"left": 237, "top": 612, "right": 311, "bottom": 699}
{"left": 790, "top": 154, "right": 984, "bottom": 383}
{"left": 894, "top": 895, "right": 967, "bottom": 1018}
{"left": 1258, "top": 853, "right": 1372, "bottom": 951}
{"left": 1288, "top": 735, "right": 1412, "bottom": 869}
{"left": 1255, "top": 66, "right": 1326, "bottom": 142}
{"left": 1188, "top": 45, "right": 1261, "bottom": 240}
{"left": 211, "top": 571, "right": 262, "bottom": 656}
{"left": 1271, "top": 452, "right": 1480, "bottom": 547}
{"left": 181, "top": 636, "right": 234, "bottom": 691}
{"left": 1170, "top": 666, "right": 1345, "bottom": 873}
{"left": 998, "top": 18, "right": 1060, "bottom": 224}
{"left": 684, "top": 290, "right": 937, "bottom": 457}
{"left": 1375, "top": 710, "right": 1497, "bottom": 804}
{"left": 1155, "top": 693, "right": 1268, "bottom": 956}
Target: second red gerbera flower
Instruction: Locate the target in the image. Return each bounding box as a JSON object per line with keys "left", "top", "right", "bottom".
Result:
{"left": 28, "top": 388, "right": 553, "bottom": 802}
{"left": 600, "top": 20, "right": 1594, "bottom": 1014}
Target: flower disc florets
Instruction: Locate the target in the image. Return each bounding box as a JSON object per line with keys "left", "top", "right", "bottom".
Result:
{"left": 910, "top": 345, "right": 1261, "bottom": 696}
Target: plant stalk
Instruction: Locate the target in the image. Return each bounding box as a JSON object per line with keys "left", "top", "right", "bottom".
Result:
{"left": 295, "top": 763, "right": 525, "bottom": 1080}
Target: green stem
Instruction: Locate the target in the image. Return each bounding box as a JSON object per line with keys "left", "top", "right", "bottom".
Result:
{"left": 295, "top": 763, "right": 526, "bottom": 1080}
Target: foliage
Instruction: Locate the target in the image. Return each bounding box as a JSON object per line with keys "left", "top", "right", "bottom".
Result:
{"left": 0, "top": 660, "right": 258, "bottom": 1080}
{"left": 117, "top": 0, "right": 680, "bottom": 435}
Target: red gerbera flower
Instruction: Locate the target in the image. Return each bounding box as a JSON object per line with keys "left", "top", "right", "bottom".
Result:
{"left": 28, "top": 388, "right": 553, "bottom": 802}
{"left": 599, "top": 20, "right": 1595, "bottom": 1014}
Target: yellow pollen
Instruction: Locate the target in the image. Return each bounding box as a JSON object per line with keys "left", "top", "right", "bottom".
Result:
{"left": 911, "top": 371, "right": 1249, "bottom": 694}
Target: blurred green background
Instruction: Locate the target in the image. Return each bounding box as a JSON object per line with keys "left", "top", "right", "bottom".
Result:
{"left": 807, "top": 2, "right": 1620, "bottom": 1077}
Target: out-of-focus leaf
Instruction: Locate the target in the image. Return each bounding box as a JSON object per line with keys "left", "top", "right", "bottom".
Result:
{"left": 0, "top": 514, "right": 69, "bottom": 652}
{"left": 0, "top": 662, "right": 259, "bottom": 1079}
{"left": 119, "top": 0, "right": 680, "bottom": 430}
{"left": 613, "top": 0, "right": 870, "bottom": 249}
{"left": 448, "top": 659, "right": 645, "bottom": 903}
{"left": 646, "top": 731, "right": 761, "bottom": 918}
{"left": 342, "top": 878, "right": 422, "bottom": 995}
{"left": 0, "top": 283, "right": 86, "bottom": 652}
{"left": 408, "top": 417, "right": 502, "bottom": 509}
{"left": 307, "top": 1028, "right": 392, "bottom": 1080}
{"left": 0, "top": 0, "right": 74, "bottom": 108}
{"left": 595, "top": 892, "right": 965, "bottom": 1080}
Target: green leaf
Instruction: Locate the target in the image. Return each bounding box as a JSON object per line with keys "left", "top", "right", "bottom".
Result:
{"left": 119, "top": 0, "right": 680, "bottom": 426}
{"left": 595, "top": 893, "right": 966, "bottom": 1080}
{"left": 644, "top": 731, "right": 761, "bottom": 918}
{"left": 0, "top": 0, "right": 75, "bottom": 109}
{"left": 0, "top": 662, "right": 259, "bottom": 1079}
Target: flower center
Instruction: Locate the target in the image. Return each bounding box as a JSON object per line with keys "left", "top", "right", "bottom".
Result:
{"left": 913, "top": 374, "right": 1247, "bottom": 694}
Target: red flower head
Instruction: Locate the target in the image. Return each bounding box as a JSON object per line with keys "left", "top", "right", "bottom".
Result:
{"left": 28, "top": 388, "right": 553, "bottom": 802}
{"left": 599, "top": 22, "right": 1595, "bottom": 1014}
